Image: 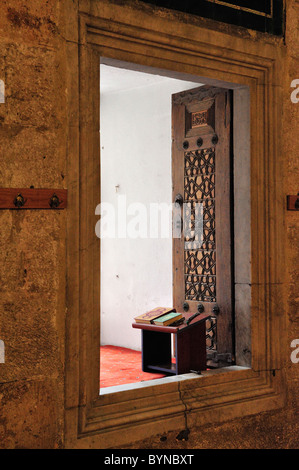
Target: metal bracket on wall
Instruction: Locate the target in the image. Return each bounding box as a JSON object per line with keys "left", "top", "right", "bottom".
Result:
{"left": 287, "top": 194, "right": 299, "bottom": 211}
{"left": 0, "top": 188, "right": 67, "bottom": 209}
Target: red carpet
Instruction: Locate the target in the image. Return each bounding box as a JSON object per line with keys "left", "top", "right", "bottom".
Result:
{"left": 100, "top": 345, "right": 166, "bottom": 388}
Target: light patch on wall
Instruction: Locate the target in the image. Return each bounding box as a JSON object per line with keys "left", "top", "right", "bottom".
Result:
{"left": 0, "top": 79, "right": 4, "bottom": 103}
{"left": 290, "top": 79, "right": 299, "bottom": 104}
{"left": 0, "top": 340, "right": 5, "bottom": 363}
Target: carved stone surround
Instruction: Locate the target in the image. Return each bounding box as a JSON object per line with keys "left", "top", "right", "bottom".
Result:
{"left": 64, "top": 0, "right": 286, "bottom": 448}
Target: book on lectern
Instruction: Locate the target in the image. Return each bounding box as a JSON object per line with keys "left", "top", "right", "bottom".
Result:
{"left": 153, "top": 312, "right": 183, "bottom": 326}
{"left": 134, "top": 307, "right": 176, "bottom": 324}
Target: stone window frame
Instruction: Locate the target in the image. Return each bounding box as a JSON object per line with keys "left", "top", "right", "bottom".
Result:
{"left": 65, "top": 2, "right": 286, "bottom": 448}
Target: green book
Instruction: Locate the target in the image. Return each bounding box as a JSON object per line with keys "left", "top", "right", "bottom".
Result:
{"left": 153, "top": 312, "right": 182, "bottom": 326}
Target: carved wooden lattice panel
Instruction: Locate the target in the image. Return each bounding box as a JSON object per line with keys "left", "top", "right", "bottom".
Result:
{"left": 206, "top": 317, "right": 217, "bottom": 351}
{"left": 184, "top": 148, "right": 216, "bottom": 304}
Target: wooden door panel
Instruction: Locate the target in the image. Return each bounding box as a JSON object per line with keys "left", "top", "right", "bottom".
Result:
{"left": 172, "top": 85, "right": 233, "bottom": 365}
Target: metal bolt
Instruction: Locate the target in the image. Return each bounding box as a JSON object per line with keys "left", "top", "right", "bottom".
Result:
{"left": 212, "top": 134, "right": 218, "bottom": 145}
{"left": 196, "top": 138, "right": 203, "bottom": 148}
{"left": 197, "top": 303, "right": 204, "bottom": 313}
{"left": 212, "top": 304, "right": 220, "bottom": 315}
{"left": 13, "top": 193, "right": 25, "bottom": 208}
{"left": 49, "top": 193, "right": 61, "bottom": 208}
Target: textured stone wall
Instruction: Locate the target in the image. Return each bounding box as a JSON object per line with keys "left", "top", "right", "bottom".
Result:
{"left": 0, "top": 0, "right": 298, "bottom": 449}
{"left": 0, "top": 0, "right": 66, "bottom": 448}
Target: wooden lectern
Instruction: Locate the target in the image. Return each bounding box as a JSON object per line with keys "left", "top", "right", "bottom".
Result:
{"left": 132, "top": 312, "right": 210, "bottom": 375}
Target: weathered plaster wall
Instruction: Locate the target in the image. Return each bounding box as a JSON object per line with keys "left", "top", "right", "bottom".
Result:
{"left": 100, "top": 67, "right": 200, "bottom": 351}
{"left": 0, "top": 0, "right": 298, "bottom": 449}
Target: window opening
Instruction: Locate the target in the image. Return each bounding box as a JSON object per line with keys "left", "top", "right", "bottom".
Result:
{"left": 99, "top": 60, "right": 249, "bottom": 394}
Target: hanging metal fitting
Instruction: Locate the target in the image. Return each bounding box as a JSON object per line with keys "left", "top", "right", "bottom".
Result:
{"left": 174, "top": 193, "right": 183, "bottom": 207}
{"left": 183, "top": 302, "right": 189, "bottom": 312}
{"left": 186, "top": 311, "right": 201, "bottom": 325}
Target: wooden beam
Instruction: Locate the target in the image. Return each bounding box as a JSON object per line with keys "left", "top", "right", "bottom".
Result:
{"left": 0, "top": 188, "right": 67, "bottom": 209}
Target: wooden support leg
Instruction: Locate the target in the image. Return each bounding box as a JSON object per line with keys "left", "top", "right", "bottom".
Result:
{"left": 176, "top": 322, "right": 206, "bottom": 374}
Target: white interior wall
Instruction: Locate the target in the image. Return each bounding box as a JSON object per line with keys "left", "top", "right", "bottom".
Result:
{"left": 100, "top": 65, "right": 201, "bottom": 351}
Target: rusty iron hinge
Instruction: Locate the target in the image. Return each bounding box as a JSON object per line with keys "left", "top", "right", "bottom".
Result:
{"left": 287, "top": 194, "right": 299, "bottom": 211}
{"left": 0, "top": 188, "right": 67, "bottom": 210}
